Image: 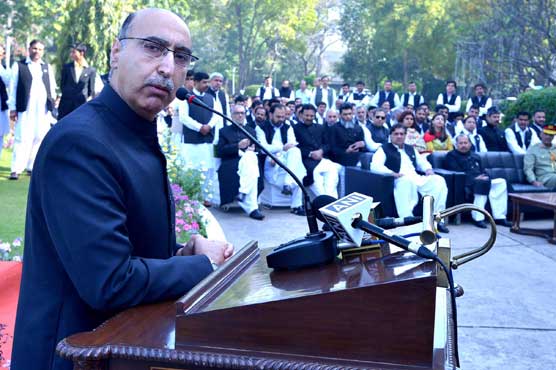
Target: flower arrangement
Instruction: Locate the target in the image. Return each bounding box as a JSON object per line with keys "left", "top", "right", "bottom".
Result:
{"left": 0, "top": 238, "right": 23, "bottom": 262}
{"left": 160, "top": 129, "right": 208, "bottom": 243}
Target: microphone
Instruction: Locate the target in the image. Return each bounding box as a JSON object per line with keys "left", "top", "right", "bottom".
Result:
{"left": 374, "top": 216, "right": 422, "bottom": 229}
{"left": 316, "top": 193, "right": 436, "bottom": 260}
{"left": 175, "top": 87, "right": 335, "bottom": 270}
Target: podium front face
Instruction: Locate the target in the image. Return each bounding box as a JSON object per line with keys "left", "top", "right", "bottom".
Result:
{"left": 58, "top": 241, "right": 456, "bottom": 370}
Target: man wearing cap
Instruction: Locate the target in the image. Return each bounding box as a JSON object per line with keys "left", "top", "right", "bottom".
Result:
{"left": 478, "top": 106, "right": 508, "bottom": 152}
{"left": 524, "top": 123, "right": 556, "bottom": 189}
{"left": 446, "top": 134, "right": 511, "bottom": 228}
{"left": 58, "top": 43, "right": 100, "bottom": 120}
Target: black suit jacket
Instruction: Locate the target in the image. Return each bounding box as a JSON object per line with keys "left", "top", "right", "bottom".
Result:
{"left": 445, "top": 149, "right": 491, "bottom": 197}
{"left": 11, "top": 86, "right": 213, "bottom": 370}
{"left": 293, "top": 122, "right": 330, "bottom": 185}
{"left": 58, "top": 62, "right": 97, "bottom": 119}
{"left": 216, "top": 123, "right": 258, "bottom": 205}
{"left": 478, "top": 124, "right": 509, "bottom": 152}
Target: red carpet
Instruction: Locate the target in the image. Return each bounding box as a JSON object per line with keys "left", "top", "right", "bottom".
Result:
{"left": 0, "top": 261, "right": 22, "bottom": 369}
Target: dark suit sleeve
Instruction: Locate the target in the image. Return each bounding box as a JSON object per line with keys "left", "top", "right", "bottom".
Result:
{"left": 444, "top": 151, "right": 463, "bottom": 171}
{"left": 88, "top": 67, "right": 97, "bottom": 97}
{"left": 60, "top": 64, "right": 68, "bottom": 93}
{"left": 293, "top": 125, "right": 311, "bottom": 158}
{"left": 39, "top": 130, "right": 212, "bottom": 311}
{"left": 216, "top": 128, "right": 240, "bottom": 159}
{"left": 329, "top": 125, "right": 346, "bottom": 158}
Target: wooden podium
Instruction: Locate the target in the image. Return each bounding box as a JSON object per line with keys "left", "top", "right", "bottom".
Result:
{"left": 57, "top": 241, "right": 455, "bottom": 370}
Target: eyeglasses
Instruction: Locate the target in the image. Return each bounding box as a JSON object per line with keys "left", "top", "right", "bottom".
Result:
{"left": 375, "top": 116, "right": 386, "bottom": 119}
{"left": 233, "top": 111, "right": 246, "bottom": 115}
{"left": 119, "top": 37, "right": 199, "bottom": 67}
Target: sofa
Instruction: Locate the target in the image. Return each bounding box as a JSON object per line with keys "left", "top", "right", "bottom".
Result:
{"left": 344, "top": 152, "right": 459, "bottom": 218}
{"left": 345, "top": 150, "right": 552, "bottom": 220}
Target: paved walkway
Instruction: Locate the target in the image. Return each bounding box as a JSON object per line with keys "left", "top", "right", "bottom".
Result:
{"left": 209, "top": 205, "right": 556, "bottom": 370}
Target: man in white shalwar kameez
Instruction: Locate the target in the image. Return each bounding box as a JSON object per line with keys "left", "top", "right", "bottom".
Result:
{"left": 177, "top": 71, "right": 218, "bottom": 205}
{"left": 371, "top": 123, "right": 449, "bottom": 233}
{"left": 8, "top": 40, "right": 56, "bottom": 179}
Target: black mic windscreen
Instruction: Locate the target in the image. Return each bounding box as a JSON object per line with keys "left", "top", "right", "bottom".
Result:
{"left": 312, "top": 195, "right": 337, "bottom": 222}
{"left": 175, "top": 87, "right": 189, "bottom": 101}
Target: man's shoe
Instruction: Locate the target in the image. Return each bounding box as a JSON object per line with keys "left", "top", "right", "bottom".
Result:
{"left": 281, "top": 185, "right": 293, "bottom": 195}
{"left": 249, "top": 209, "right": 265, "bottom": 220}
{"left": 291, "top": 206, "right": 306, "bottom": 216}
{"left": 472, "top": 220, "right": 488, "bottom": 229}
{"left": 8, "top": 172, "right": 18, "bottom": 180}
{"left": 203, "top": 200, "right": 212, "bottom": 208}
{"left": 236, "top": 193, "right": 246, "bottom": 202}
{"left": 437, "top": 221, "right": 450, "bottom": 233}
{"left": 495, "top": 218, "right": 512, "bottom": 227}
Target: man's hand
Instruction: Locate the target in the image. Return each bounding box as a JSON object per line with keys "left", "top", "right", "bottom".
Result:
{"left": 10, "top": 111, "right": 17, "bottom": 121}
{"left": 310, "top": 149, "right": 324, "bottom": 160}
{"left": 475, "top": 174, "right": 489, "bottom": 180}
{"left": 283, "top": 143, "right": 295, "bottom": 151}
{"left": 392, "top": 172, "right": 404, "bottom": 178}
{"left": 199, "top": 124, "right": 211, "bottom": 135}
{"left": 238, "top": 138, "right": 250, "bottom": 149}
{"left": 532, "top": 180, "right": 544, "bottom": 187}
{"left": 425, "top": 169, "right": 434, "bottom": 176}
{"left": 247, "top": 144, "right": 256, "bottom": 151}
{"left": 346, "top": 143, "right": 359, "bottom": 153}
{"left": 176, "top": 235, "right": 234, "bottom": 265}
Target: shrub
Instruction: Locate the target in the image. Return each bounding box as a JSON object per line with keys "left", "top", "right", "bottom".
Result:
{"left": 501, "top": 87, "right": 556, "bottom": 126}
{"left": 243, "top": 84, "right": 261, "bottom": 97}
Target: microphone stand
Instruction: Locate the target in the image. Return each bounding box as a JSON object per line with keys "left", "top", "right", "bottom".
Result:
{"left": 177, "top": 89, "right": 319, "bottom": 234}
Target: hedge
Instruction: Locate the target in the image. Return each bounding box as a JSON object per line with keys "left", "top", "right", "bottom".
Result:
{"left": 502, "top": 87, "right": 556, "bottom": 126}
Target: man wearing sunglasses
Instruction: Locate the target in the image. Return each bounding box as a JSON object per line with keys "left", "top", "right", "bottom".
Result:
{"left": 11, "top": 9, "right": 233, "bottom": 370}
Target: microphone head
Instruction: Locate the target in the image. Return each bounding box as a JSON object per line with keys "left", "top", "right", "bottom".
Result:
{"left": 175, "top": 87, "right": 189, "bottom": 101}
{"left": 312, "top": 195, "right": 337, "bottom": 222}
{"left": 318, "top": 192, "right": 373, "bottom": 246}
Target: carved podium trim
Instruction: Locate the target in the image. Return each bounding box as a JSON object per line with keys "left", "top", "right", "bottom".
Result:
{"left": 57, "top": 339, "right": 397, "bottom": 369}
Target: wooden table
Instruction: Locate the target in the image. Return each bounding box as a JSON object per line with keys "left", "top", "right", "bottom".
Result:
{"left": 509, "top": 192, "right": 556, "bottom": 244}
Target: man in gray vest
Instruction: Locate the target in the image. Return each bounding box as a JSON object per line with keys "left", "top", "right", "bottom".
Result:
{"left": 8, "top": 39, "right": 57, "bottom": 180}
{"left": 371, "top": 123, "right": 449, "bottom": 233}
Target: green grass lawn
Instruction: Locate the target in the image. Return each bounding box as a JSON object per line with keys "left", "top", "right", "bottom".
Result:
{"left": 0, "top": 147, "right": 29, "bottom": 259}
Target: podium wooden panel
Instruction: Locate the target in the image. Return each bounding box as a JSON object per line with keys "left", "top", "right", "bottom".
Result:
{"left": 57, "top": 241, "right": 455, "bottom": 370}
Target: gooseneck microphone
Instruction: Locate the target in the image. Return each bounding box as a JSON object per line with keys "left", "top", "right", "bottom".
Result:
{"left": 175, "top": 87, "right": 336, "bottom": 270}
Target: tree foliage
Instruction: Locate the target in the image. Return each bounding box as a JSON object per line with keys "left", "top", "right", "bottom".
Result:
{"left": 336, "top": 0, "right": 460, "bottom": 98}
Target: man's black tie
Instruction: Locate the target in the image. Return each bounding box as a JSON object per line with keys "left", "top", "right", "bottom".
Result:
{"left": 474, "top": 135, "right": 481, "bottom": 152}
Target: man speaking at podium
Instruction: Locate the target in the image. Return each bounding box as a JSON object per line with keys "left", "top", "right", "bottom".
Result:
{"left": 11, "top": 9, "right": 233, "bottom": 370}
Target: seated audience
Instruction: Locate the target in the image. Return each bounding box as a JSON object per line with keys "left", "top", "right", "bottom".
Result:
{"left": 524, "top": 123, "right": 556, "bottom": 189}
{"left": 457, "top": 116, "right": 488, "bottom": 153}
{"left": 445, "top": 135, "right": 511, "bottom": 228}
{"left": 400, "top": 110, "right": 427, "bottom": 153}
{"left": 370, "top": 124, "right": 449, "bottom": 233}
{"left": 329, "top": 103, "right": 368, "bottom": 166}
{"left": 505, "top": 111, "right": 540, "bottom": 154}
{"left": 256, "top": 104, "right": 307, "bottom": 215}
{"left": 216, "top": 105, "right": 264, "bottom": 220}
{"left": 293, "top": 104, "right": 341, "bottom": 198}
{"left": 478, "top": 106, "right": 508, "bottom": 152}
{"left": 423, "top": 113, "right": 453, "bottom": 152}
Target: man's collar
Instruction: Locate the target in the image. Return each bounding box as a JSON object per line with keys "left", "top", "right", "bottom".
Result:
{"left": 25, "top": 57, "right": 44, "bottom": 65}
{"left": 193, "top": 88, "right": 204, "bottom": 96}
{"left": 101, "top": 84, "right": 157, "bottom": 136}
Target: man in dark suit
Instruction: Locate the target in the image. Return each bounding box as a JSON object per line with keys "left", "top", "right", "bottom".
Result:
{"left": 57, "top": 43, "right": 98, "bottom": 120}
{"left": 445, "top": 134, "right": 511, "bottom": 228}
{"left": 329, "top": 103, "right": 367, "bottom": 166}
{"left": 216, "top": 104, "right": 264, "bottom": 220}
{"left": 293, "top": 104, "right": 341, "bottom": 198}
{"left": 11, "top": 9, "right": 233, "bottom": 370}
{"left": 478, "top": 106, "right": 509, "bottom": 152}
